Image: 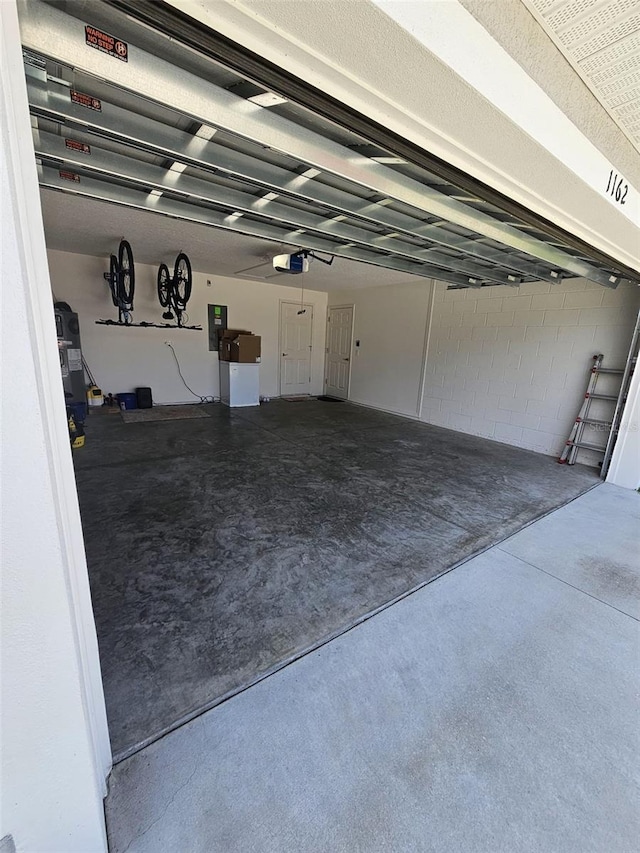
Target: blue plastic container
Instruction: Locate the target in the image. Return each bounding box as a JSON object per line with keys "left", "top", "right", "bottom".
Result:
{"left": 117, "top": 392, "right": 138, "bottom": 411}
{"left": 68, "top": 401, "right": 87, "bottom": 423}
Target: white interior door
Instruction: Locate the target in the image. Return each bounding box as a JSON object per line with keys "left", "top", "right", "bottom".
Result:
{"left": 324, "top": 305, "right": 354, "bottom": 399}
{"left": 279, "top": 301, "right": 314, "bottom": 396}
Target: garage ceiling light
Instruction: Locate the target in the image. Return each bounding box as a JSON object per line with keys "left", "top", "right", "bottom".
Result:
{"left": 169, "top": 161, "right": 187, "bottom": 173}
{"left": 372, "top": 156, "right": 406, "bottom": 164}
{"left": 224, "top": 211, "right": 244, "bottom": 223}
{"left": 149, "top": 189, "right": 163, "bottom": 197}
{"left": 301, "top": 168, "right": 321, "bottom": 178}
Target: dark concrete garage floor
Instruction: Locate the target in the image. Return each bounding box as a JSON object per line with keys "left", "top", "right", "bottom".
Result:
{"left": 74, "top": 401, "right": 597, "bottom": 759}
{"left": 106, "top": 484, "right": 639, "bottom": 853}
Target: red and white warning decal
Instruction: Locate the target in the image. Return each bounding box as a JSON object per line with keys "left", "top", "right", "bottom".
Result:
{"left": 65, "top": 138, "right": 91, "bottom": 154}
{"left": 70, "top": 90, "right": 102, "bottom": 111}
{"left": 59, "top": 170, "right": 80, "bottom": 183}
{"left": 85, "top": 25, "right": 128, "bottom": 62}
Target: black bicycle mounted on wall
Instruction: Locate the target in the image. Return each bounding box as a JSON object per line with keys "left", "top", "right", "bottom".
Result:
{"left": 103, "top": 239, "right": 135, "bottom": 324}
{"left": 157, "top": 252, "right": 193, "bottom": 327}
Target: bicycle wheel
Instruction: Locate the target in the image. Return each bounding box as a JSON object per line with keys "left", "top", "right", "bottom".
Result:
{"left": 173, "top": 252, "right": 192, "bottom": 308}
{"left": 157, "top": 263, "right": 171, "bottom": 307}
{"left": 118, "top": 239, "right": 135, "bottom": 305}
{"left": 109, "top": 255, "right": 119, "bottom": 306}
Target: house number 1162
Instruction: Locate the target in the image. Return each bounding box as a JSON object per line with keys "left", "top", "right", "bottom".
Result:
{"left": 605, "top": 170, "right": 628, "bottom": 205}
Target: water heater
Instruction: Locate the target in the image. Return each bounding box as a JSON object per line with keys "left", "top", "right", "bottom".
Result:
{"left": 55, "top": 308, "right": 85, "bottom": 404}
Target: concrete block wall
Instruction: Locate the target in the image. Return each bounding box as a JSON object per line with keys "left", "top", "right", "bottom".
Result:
{"left": 421, "top": 278, "right": 640, "bottom": 464}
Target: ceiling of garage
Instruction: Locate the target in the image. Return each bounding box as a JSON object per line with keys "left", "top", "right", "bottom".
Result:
{"left": 19, "top": 0, "right": 640, "bottom": 292}
{"left": 41, "top": 190, "right": 423, "bottom": 291}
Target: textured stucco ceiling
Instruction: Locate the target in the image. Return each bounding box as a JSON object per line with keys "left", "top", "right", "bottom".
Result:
{"left": 40, "top": 189, "right": 422, "bottom": 292}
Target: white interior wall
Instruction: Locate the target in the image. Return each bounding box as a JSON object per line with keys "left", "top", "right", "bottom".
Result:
{"left": 46, "top": 250, "right": 328, "bottom": 404}
{"left": 1, "top": 2, "right": 108, "bottom": 849}
{"left": 328, "top": 281, "right": 433, "bottom": 418}
{"left": 329, "top": 277, "right": 640, "bottom": 466}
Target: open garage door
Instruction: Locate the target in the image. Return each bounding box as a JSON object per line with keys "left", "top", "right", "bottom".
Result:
{"left": 21, "top": 0, "right": 640, "bottom": 294}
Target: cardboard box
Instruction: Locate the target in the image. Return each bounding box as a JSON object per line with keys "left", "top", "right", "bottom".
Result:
{"left": 218, "top": 329, "right": 250, "bottom": 363}
{"left": 219, "top": 328, "right": 252, "bottom": 342}
{"left": 219, "top": 329, "right": 261, "bottom": 363}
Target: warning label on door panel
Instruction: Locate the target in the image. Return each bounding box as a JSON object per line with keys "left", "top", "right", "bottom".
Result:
{"left": 85, "top": 25, "right": 128, "bottom": 62}
{"left": 65, "top": 139, "right": 91, "bottom": 154}
{"left": 59, "top": 170, "right": 80, "bottom": 183}
{"left": 71, "top": 90, "right": 102, "bottom": 111}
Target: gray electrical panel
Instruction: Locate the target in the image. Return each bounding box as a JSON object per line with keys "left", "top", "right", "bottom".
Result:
{"left": 55, "top": 308, "right": 85, "bottom": 403}
{"left": 208, "top": 304, "right": 228, "bottom": 351}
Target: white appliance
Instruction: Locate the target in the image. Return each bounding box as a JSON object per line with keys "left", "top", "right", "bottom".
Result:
{"left": 219, "top": 361, "right": 260, "bottom": 407}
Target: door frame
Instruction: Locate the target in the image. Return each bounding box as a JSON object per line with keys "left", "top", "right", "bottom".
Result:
{"left": 278, "top": 299, "right": 315, "bottom": 397}
{"left": 323, "top": 303, "right": 355, "bottom": 400}
{"left": 2, "top": 0, "right": 111, "bottom": 797}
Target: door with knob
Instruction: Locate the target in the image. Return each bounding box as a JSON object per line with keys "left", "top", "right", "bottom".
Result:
{"left": 324, "top": 305, "right": 354, "bottom": 399}
{"left": 279, "top": 301, "right": 314, "bottom": 396}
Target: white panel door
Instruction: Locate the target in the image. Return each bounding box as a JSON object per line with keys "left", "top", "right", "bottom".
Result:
{"left": 279, "top": 301, "right": 314, "bottom": 396}
{"left": 324, "top": 305, "right": 353, "bottom": 399}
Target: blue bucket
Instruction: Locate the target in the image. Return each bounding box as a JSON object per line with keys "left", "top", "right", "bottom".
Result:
{"left": 68, "top": 401, "right": 87, "bottom": 423}
{"left": 117, "top": 392, "right": 138, "bottom": 411}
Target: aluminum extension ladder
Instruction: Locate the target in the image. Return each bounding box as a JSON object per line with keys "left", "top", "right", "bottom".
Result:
{"left": 559, "top": 309, "right": 640, "bottom": 477}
